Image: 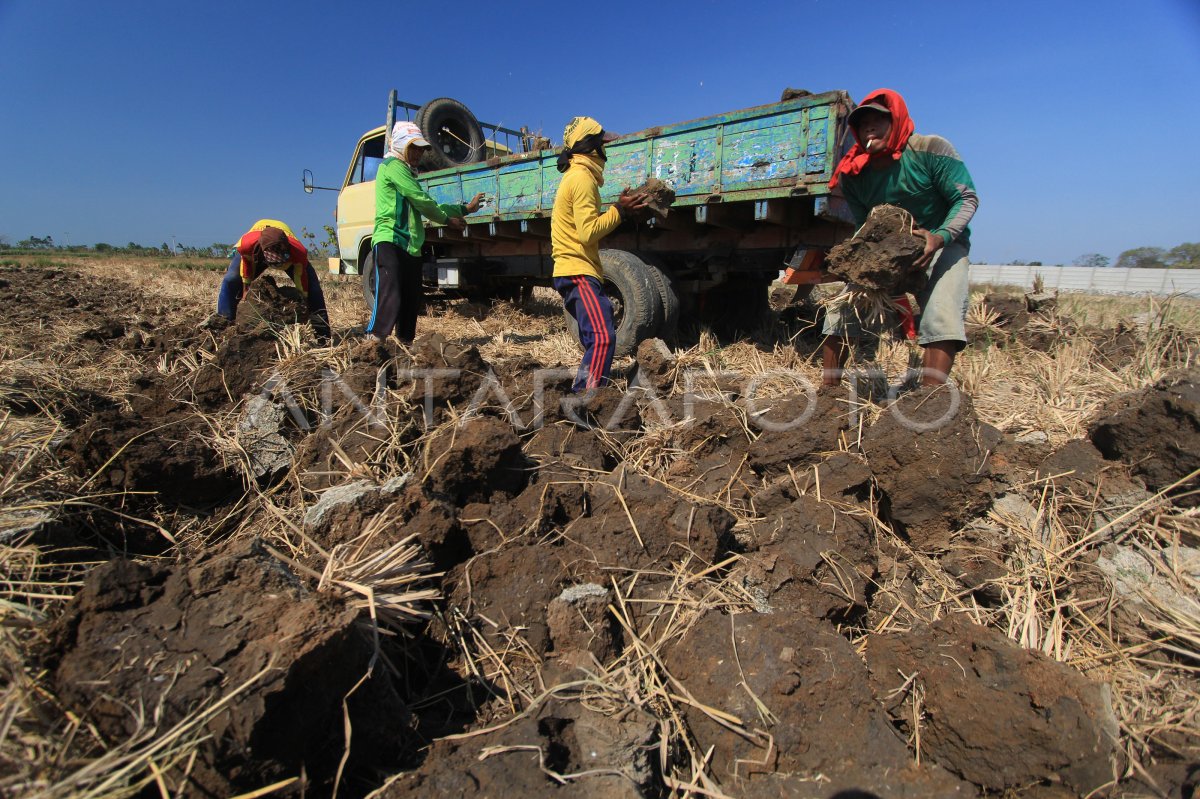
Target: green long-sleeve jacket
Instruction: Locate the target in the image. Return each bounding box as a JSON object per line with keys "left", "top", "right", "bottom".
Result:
{"left": 840, "top": 134, "right": 978, "bottom": 248}
{"left": 373, "top": 157, "right": 467, "bottom": 256}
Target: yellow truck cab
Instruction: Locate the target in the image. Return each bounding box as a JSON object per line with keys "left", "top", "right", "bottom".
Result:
{"left": 331, "top": 96, "right": 526, "bottom": 275}
{"left": 333, "top": 125, "right": 386, "bottom": 275}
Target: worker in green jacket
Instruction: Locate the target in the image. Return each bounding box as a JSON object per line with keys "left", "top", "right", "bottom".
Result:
{"left": 368, "top": 120, "right": 484, "bottom": 342}
{"left": 822, "top": 88, "right": 979, "bottom": 387}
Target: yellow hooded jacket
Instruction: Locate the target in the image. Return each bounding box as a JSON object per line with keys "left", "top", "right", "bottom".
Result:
{"left": 551, "top": 154, "right": 622, "bottom": 280}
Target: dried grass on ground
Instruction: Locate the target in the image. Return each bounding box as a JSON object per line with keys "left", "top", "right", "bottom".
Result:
{"left": 1, "top": 255, "right": 1198, "bottom": 797}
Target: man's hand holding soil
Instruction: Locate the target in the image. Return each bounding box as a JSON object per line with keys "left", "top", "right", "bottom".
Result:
{"left": 912, "top": 227, "right": 945, "bottom": 270}
{"left": 616, "top": 188, "right": 651, "bottom": 221}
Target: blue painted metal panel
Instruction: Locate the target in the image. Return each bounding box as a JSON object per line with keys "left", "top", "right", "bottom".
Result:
{"left": 601, "top": 139, "right": 651, "bottom": 203}
{"left": 500, "top": 160, "right": 543, "bottom": 213}
{"left": 420, "top": 90, "right": 850, "bottom": 222}
{"left": 721, "top": 112, "right": 804, "bottom": 190}
{"left": 651, "top": 127, "right": 720, "bottom": 198}
{"left": 539, "top": 155, "right": 564, "bottom": 211}
{"left": 806, "top": 107, "right": 832, "bottom": 174}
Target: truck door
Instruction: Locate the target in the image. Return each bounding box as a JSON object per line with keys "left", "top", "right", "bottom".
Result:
{"left": 336, "top": 130, "right": 385, "bottom": 274}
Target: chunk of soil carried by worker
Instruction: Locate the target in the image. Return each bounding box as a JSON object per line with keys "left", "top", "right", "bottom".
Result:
{"left": 632, "top": 177, "right": 676, "bottom": 218}
{"left": 825, "top": 203, "right": 925, "bottom": 292}
{"left": 235, "top": 273, "right": 310, "bottom": 335}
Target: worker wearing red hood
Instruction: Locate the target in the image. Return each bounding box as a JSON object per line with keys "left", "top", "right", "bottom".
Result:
{"left": 822, "top": 89, "right": 979, "bottom": 387}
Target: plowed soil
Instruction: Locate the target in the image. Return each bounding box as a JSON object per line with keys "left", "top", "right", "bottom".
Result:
{"left": 3, "top": 256, "right": 1198, "bottom": 798}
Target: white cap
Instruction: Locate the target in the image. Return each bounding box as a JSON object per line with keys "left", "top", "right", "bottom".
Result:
{"left": 390, "top": 121, "right": 430, "bottom": 159}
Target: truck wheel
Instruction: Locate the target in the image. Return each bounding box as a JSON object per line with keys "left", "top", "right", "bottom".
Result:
{"left": 564, "top": 250, "right": 661, "bottom": 358}
{"left": 641, "top": 254, "right": 680, "bottom": 342}
{"left": 416, "top": 97, "right": 485, "bottom": 170}
{"left": 361, "top": 248, "right": 378, "bottom": 310}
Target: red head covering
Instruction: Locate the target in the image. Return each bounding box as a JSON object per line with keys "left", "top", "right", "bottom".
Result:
{"left": 830, "top": 89, "right": 915, "bottom": 189}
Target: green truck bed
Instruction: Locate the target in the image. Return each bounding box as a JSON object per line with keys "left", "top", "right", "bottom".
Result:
{"left": 421, "top": 89, "right": 853, "bottom": 219}
{"left": 344, "top": 89, "right": 858, "bottom": 355}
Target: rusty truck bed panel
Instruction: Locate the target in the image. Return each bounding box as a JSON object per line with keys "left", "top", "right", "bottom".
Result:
{"left": 421, "top": 90, "right": 852, "bottom": 222}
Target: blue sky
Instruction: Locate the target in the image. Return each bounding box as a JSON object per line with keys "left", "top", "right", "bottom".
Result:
{"left": 1, "top": 0, "right": 1197, "bottom": 264}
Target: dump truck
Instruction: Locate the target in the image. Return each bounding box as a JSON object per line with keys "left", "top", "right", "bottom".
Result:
{"left": 312, "top": 90, "right": 857, "bottom": 355}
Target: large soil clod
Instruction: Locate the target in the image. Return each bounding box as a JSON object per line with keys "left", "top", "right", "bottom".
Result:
{"left": 739, "top": 494, "right": 876, "bottom": 620}
{"left": 445, "top": 541, "right": 584, "bottom": 656}
{"left": 1089, "top": 367, "right": 1200, "bottom": 505}
{"left": 633, "top": 337, "right": 677, "bottom": 391}
{"left": 863, "top": 386, "right": 994, "bottom": 550}
{"left": 47, "top": 540, "right": 406, "bottom": 795}
{"left": 751, "top": 451, "right": 874, "bottom": 517}
{"left": 189, "top": 330, "right": 280, "bottom": 409}
{"left": 409, "top": 333, "right": 492, "bottom": 419}
{"left": 564, "top": 466, "right": 734, "bottom": 573}
{"left": 865, "top": 614, "right": 1121, "bottom": 793}
{"left": 662, "top": 611, "right": 972, "bottom": 795}
{"left": 1037, "top": 439, "right": 1158, "bottom": 537}
{"left": 374, "top": 695, "right": 658, "bottom": 799}
{"left": 546, "top": 583, "right": 620, "bottom": 664}
{"left": 423, "top": 415, "right": 533, "bottom": 505}
{"left": 824, "top": 203, "right": 925, "bottom": 293}
{"left": 524, "top": 422, "right": 615, "bottom": 473}
{"left": 745, "top": 390, "right": 852, "bottom": 478}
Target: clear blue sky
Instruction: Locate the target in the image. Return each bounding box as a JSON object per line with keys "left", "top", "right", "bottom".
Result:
{"left": 1, "top": 0, "right": 1197, "bottom": 265}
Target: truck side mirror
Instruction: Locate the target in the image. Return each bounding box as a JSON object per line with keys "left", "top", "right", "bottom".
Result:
{"left": 302, "top": 169, "right": 339, "bottom": 194}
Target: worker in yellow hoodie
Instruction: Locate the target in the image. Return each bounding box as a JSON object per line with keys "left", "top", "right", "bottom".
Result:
{"left": 551, "top": 116, "right": 648, "bottom": 392}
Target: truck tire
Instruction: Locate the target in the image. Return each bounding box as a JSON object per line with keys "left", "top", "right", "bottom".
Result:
{"left": 640, "top": 254, "right": 680, "bottom": 343}
{"left": 416, "top": 97, "right": 485, "bottom": 170}
{"left": 361, "top": 248, "right": 378, "bottom": 310}
{"left": 564, "top": 250, "right": 661, "bottom": 358}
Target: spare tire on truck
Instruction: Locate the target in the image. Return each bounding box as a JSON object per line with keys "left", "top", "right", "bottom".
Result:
{"left": 415, "top": 97, "right": 485, "bottom": 170}
{"left": 564, "top": 249, "right": 662, "bottom": 359}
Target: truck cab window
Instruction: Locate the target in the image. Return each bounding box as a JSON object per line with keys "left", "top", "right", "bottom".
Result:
{"left": 350, "top": 134, "right": 385, "bottom": 186}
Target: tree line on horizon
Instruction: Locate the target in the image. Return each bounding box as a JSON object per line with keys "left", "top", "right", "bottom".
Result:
{"left": 1, "top": 226, "right": 338, "bottom": 260}
{"left": 1068, "top": 244, "right": 1199, "bottom": 269}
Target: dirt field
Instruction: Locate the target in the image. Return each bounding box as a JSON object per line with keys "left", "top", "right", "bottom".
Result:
{"left": 2, "top": 254, "right": 1198, "bottom": 798}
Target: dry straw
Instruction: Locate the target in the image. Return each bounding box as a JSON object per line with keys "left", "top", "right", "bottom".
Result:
{"left": 1, "top": 255, "right": 1198, "bottom": 795}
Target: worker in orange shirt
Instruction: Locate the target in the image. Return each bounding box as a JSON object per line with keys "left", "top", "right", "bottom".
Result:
{"left": 213, "top": 219, "right": 331, "bottom": 341}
